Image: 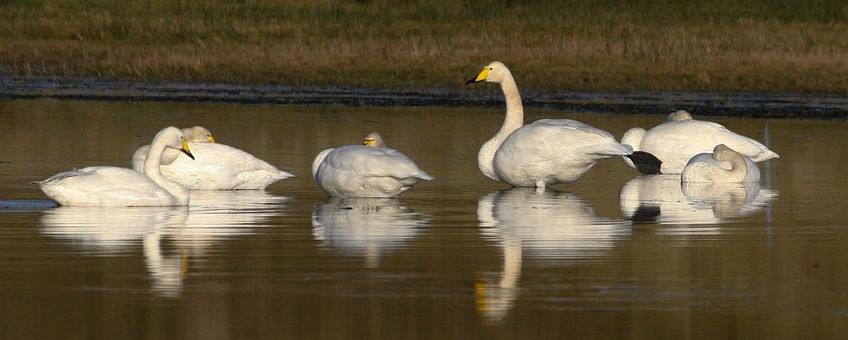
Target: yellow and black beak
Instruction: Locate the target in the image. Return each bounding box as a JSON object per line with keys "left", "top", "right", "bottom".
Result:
{"left": 466, "top": 67, "right": 491, "bottom": 84}
{"left": 181, "top": 139, "right": 195, "bottom": 160}
{"left": 363, "top": 138, "right": 375, "bottom": 146}
{"left": 208, "top": 134, "right": 216, "bottom": 143}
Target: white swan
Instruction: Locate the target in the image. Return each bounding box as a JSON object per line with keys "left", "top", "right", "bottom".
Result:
{"left": 467, "top": 61, "right": 632, "bottom": 190}
{"left": 133, "top": 126, "right": 294, "bottom": 190}
{"left": 622, "top": 110, "right": 779, "bottom": 174}
{"left": 39, "top": 126, "right": 194, "bottom": 206}
{"left": 681, "top": 144, "right": 760, "bottom": 183}
{"left": 313, "top": 132, "right": 434, "bottom": 198}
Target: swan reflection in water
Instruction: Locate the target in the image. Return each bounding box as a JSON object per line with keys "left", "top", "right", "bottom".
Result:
{"left": 619, "top": 175, "right": 778, "bottom": 233}
{"left": 312, "top": 197, "right": 429, "bottom": 268}
{"left": 39, "top": 190, "right": 290, "bottom": 297}
{"left": 476, "top": 188, "right": 632, "bottom": 323}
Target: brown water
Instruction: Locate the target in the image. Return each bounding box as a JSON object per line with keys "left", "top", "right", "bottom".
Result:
{"left": 1, "top": 99, "right": 846, "bottom": 339}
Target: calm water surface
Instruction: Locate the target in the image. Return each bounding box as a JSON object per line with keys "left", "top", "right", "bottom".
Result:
{"left": 1, "top": 99, "right": 847, "bottom": 339}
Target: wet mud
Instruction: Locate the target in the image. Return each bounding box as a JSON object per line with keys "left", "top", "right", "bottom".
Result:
{"left": 2, "top": 77, "right": 845, "bottom": 119}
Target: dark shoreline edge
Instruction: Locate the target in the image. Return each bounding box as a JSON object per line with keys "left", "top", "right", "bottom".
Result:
{"left": 2, "top": 77, "right": 846, "bottom": 120}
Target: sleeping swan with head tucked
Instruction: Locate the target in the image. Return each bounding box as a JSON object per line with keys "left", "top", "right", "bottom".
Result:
{"left": 39, "top": 126, "right": 195, "bottom": 206}
{"left": 466, "top": 61, "right": 632, "bottom": 190}
{"left": 681, "top": 144, "right": 760, "bottom": 183}
{"left": 312, "top": 132, "right": 433, "bottom": 198}
{"left": 622, "top": 110, "right": 778, "bottom": 175}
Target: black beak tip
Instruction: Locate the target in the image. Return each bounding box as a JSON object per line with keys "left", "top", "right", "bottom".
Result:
{"left": 465, "top": 78, "right": 477, "bottom": 85}
{"left": 184, "top": 151, "right": 196, "bottom": 160}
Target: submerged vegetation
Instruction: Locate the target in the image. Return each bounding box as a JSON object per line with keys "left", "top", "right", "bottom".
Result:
{"left": 1, "top": 0, "right": 847, "bottom": 93}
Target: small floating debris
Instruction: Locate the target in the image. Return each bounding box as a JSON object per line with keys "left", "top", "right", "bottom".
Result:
{"left": 0, "top": 160, "right": 11, "bottom": 163}
{"left": 0, "top": 199, "right": 59, "bottom": 212}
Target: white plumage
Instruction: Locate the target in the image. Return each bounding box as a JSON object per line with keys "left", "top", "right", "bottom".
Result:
{"left": 133, "top": 126, "right": 293, "bottom": 190}
{"left": 313, "top": 132, "right": 433, "bottom": 198}
{"left": 681, "top": 144, "right": 760, "bottom": 183}
{"left": 621, "top": 110, "right": 778, "bottom": 174}
{"left": 468, "top": 61, "right": 632, "bottom": 189}
{"left": 39, "top": 126, "right": 194, "bottom": 206}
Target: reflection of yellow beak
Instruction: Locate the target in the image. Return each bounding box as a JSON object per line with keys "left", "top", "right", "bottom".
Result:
{"left": 474, "top": 279, "right": 487, "bottom": 314}
{"left": 208, "top": 135, "right": 216, "bottom": 143}
{"left": 182, "top": 139, "right": 195, "bottom": 160}
{"left": 466, "top": 67, "right": 491, "bottom": 84}
{"left": 363, "top": 138, "right": 374, "bottom": 146}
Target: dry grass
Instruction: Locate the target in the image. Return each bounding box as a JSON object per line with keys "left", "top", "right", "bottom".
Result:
{"left": 1, "top": 0, "right": 847, "bottom": 93}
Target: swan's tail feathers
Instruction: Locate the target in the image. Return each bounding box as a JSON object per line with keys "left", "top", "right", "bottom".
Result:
{"left": 627, "top": 151, "right": 663, "bottom": 175}
{"left": 761, "top": 149, "right": 780, "bottom": 160}
{"left": 579, "top": 143, "right": 633, "bottom": 159}
{"left": 413, "top": 171, "right": 435, "bottom": 181}
{"left": 276, "top": 170, "right": 295, "bottom": 180}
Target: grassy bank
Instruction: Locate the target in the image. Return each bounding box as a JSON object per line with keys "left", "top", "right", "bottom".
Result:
{"left": 1, "top": 0, "right": 847, "bottom": 93}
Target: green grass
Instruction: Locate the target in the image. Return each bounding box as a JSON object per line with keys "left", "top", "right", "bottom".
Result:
{"left": 1, "top": 0, "right": 847, "bottom": 93}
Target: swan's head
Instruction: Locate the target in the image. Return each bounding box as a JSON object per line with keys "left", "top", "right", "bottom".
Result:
{"left": 667, "top": 110, "right": 693, "bottom": 121}
{"left": 712, "top": 144, "right": 741, "bottom": 162}
{"left": 156, "top": 126, "right": 195, "bottom": 160}
{"left": 181, "top": 126, "right": 215, "bottom": 143}
{"left": 362, "top": 132, "right": 385, "bottom": 148}
{"left": 466, "top": 61, "right": 511, "bottom": 85}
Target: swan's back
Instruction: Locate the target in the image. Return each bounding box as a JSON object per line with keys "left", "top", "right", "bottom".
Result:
{"left": 315, "top": 145, "right": 433, "bottom": 197}
{"left": 159, "top": 143, "right": 293, "bottom": 190}
{"left": 39, "top": 166, "right": 175, "bottom": 206}
{"left": 492, "top": 119, "right": 632, "bottom": 185}
{"left": 641, "top": 120, "right": 778, "bottom": 173}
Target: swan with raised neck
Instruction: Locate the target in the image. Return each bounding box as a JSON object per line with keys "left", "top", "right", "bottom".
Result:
{"left": 467, "top": 61, "right": 524, "bottom": 181}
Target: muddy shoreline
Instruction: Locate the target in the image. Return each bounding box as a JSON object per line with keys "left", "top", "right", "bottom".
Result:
{"left": 2, "top": 77, "right": 846, "bottom": 119}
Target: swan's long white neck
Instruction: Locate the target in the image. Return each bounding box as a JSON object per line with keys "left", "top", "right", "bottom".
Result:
{"left": 714, "top": 149, "right": 748, "bottom": 182}
{"left": 144, "top": 140, "right": 190, "bottom": 205}
{"left": 478, "top": 72, "right": 524, "bottom": 181}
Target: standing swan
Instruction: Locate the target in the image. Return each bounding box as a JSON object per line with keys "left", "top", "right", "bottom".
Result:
{"left": 622, "top": 110, "right": 778, "bottom": 174}
{"left": 313, "top": 132, "right": 433, "bottom": 198}
{"left": 466, "top": 61, "right": 632, "bottom": 190}
{"left": 133, "top": 126, "right": 294, "bottom": 190}
{"left": 38, "top": 126, "right": 195, "bottom": 206}
{"left": 681, "top": 144, "right": 760, "bottom": 183}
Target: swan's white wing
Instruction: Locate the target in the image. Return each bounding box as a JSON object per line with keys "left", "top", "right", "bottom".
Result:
{"left": 312, "top": 148, "right": 334, "bottom": 179}
{"left": 39, "top": 166, "right": 173, "bottom": 206}
{"left": 131, "top": 145, "right": 149, "bottom": 172}
{"left": 493, "top": 119, "right": 631, "bottom": 185}
{"left": 315, "top": 145, "right": 432, "bottom": 197}
{"left": 159, "top": 143, "right": 293, "bottom": 189}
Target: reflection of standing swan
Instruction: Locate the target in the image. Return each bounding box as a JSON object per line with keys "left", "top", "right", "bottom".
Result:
{"left": 682, "top": 144, "right": 760, "bottom": 183}
{"left": 621, "top": 111, "right": 778, "bottom": 174}
{"left": 312, "top": 197, "right": 428, "bottom": 268}
{"left": 620, "top": 175, "right": 778, "bottom": 227}
{"left": 476, "top": 195, "right": 522, "bottom": 323}
{"left": 39, "top": 126, "right": 195, "bottom": 206}
{"left": 475, "top": 188, "right": 630, "bottom": 322}
{"left": 478, "top": 188, "right": 631, "bottom": 261}
{"left": 312, "top": 132, "right": 433, "bottom": 197}
{"left": 466, "top": 61, "right": 632, "bottom": 189}
{"left": 134, "top": 127, "right": 294, "bottom": 190}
